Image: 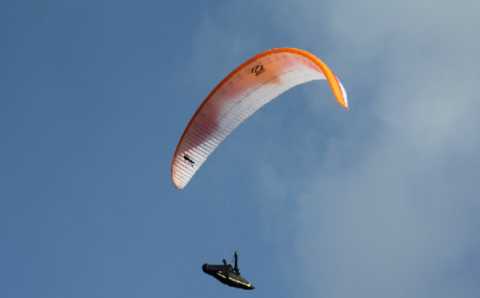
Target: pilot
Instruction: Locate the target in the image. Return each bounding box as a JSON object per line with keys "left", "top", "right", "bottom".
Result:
{"left": 222, "top": 259, "right": 234, "bottom": 272}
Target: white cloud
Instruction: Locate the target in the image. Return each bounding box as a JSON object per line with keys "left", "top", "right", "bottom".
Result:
{"left": 253, "top": 1, "right": 480, "bottom": 297}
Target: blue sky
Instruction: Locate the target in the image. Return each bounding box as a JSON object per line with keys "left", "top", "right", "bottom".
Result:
{"left": 2, "top": 1, "right": 480, "bottom": 298}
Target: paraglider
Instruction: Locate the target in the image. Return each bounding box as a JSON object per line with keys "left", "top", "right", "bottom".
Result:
{"left": 202, "top": 251, "right": 254, "bottom": 290}
{"left": 171, "top": 47, "right": 348, "bottom": 189}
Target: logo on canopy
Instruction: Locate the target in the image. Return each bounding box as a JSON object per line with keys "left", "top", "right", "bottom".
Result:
{"left": 251, "top": 64, "right": 265, "bottom": 76}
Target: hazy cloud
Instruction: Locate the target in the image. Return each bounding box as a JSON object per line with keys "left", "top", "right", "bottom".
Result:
{"left": 253, "top": 1, "right": 480, "bottom": 297}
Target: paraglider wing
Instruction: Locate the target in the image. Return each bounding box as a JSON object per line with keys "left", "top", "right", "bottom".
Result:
{"left": 171, "top": 48, "right": 348, "bottom": 189}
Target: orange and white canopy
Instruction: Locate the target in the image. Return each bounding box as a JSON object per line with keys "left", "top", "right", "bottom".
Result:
{"left": 171, "top": 48, "right": 348, "bottom": 189}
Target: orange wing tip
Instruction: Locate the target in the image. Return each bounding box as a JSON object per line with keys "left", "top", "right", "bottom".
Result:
{"left": 172, "top": 178, "right": 185, "bottom": 190}
{"left": 338, "top": 79, "right": 349, "bottom": 110}
{"left": 338, "top": 98, "right": 349, "bottom": 110}
{"left": 173, "top": 182, "right": 183, "bottom": 190}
